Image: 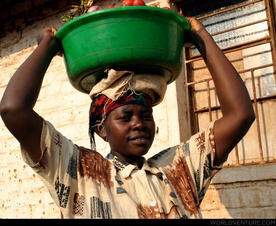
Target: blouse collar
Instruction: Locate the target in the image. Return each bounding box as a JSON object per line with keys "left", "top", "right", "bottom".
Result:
{"left": 106, "top": 153, "right": 161, "bottom": 178}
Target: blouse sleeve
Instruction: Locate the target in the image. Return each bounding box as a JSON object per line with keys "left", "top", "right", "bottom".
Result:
{"left": 21, "top": 119, "right": 79, "bottom": 207}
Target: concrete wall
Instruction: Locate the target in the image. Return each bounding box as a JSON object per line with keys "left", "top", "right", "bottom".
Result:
{"left": 0, "top": 0, "right": 275, "bottom": 219}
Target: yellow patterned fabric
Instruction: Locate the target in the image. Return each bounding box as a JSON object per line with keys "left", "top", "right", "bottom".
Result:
{"left": 21, "top": 119, "right": 223, "bottom": 219}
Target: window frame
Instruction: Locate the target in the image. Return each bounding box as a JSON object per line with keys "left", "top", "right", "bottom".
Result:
{"left": 176, "top": 0, "right": 276, "bottom": 166}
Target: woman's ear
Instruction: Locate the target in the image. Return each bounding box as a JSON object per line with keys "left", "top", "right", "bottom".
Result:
{"left": 94, "top": 122, "right": 108, "bottom": 142}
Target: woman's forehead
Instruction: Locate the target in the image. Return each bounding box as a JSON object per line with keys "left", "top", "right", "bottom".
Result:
{"left": 109, "top": 103, "right": 151, "bottom": 114}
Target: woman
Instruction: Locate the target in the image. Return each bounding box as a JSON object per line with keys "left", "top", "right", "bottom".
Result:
{"left": 0, "top": 17, "right": 255, "bottom": 218}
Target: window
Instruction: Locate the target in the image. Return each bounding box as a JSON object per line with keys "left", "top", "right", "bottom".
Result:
{"left": 178, "top": 0, "right": 276, "bottom": 166}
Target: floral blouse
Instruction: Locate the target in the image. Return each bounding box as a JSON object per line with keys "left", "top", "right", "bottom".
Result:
{"left": 21, "top": 119, "right": 222, "bottom": 219}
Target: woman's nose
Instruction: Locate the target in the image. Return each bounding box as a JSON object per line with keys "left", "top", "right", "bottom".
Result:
{"left": 131, "top": 116, "right": 144, "bottom": 129}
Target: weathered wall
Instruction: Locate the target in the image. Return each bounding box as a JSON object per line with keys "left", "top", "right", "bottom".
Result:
{"left": 0, "top": 0, "right": 275, "bottom": 219}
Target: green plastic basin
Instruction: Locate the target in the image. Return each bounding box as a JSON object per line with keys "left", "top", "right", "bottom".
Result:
{"left": 55, "top": 6, "right": 190, "bottom": 93}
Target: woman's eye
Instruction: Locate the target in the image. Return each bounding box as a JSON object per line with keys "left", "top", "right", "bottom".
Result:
{"left": 142, "top": 113, "right": 153, "bottom": 120}
{"left": 119, "top": 115, "right": 130, "bottom": 120}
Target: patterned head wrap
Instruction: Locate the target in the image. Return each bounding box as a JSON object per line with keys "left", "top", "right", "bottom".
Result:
{"left": 89, "top": 91, "right": 153, "bottom": 149}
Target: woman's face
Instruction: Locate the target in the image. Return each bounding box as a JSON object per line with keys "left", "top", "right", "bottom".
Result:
{"left": 102, "top": 104, "right": 155, "bottom": 164}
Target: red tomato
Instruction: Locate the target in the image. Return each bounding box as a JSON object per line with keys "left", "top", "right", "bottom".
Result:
{"left": 123, "top": 0, "right": 134, "bottom": 6}
{"left": 133, "top": 0, "right": 146, "bottom": 6}
{"left": 105, "top": 4, "right": 115, "bottom": 8}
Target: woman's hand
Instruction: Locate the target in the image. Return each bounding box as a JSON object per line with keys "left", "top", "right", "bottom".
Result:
{"left": 37, "top": 26, "right": 63, "bottom": 56}
{"left": 183, "top": 17, "right": 209, "bottom": 58}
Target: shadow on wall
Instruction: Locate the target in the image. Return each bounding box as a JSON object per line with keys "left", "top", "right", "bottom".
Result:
{"left": 201, "top": 163, "right": 276, "bottom": 219}
{"left": 0, "top": 0, "right": 80, "bottom": 39}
